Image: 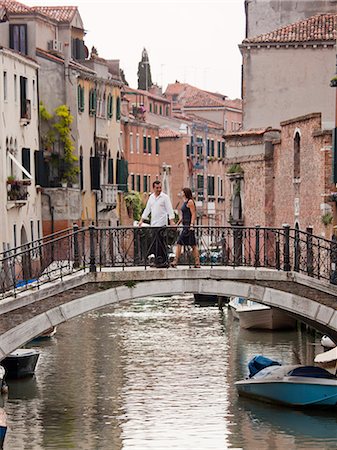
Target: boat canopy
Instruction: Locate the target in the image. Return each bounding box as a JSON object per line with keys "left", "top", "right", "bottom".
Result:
{"left": 248, "top": 355, "right": 281, "bottom": 378}
{"left": 287, "top": 366, "right": 337, "bottom": 379}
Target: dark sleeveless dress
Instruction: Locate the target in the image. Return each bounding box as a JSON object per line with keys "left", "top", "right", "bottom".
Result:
{"left": 177, "top": 201, "right": 196, "bottom": 246}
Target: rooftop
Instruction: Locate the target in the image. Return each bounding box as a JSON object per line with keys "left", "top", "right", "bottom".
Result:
{"left": 0, "top": 1, "right": 78, "bottom": 23}
{"left": 242, "top": 13, "right": 337, "bottom": 45}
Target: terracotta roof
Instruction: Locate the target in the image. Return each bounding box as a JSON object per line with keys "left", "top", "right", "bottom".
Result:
{"left": 32, "top": 6, "right": 77, "bottom": 23}
{"left": 0, "top": 0, "right": 31, "bottom": 13}
{"left": 165, "top": 82, "right": 242, "bottom": 110}
{"left": 243, "top": 13, "right": 337, "bottom": 45}
{"left": 0, "top": 1, "right": 78, "bottom": 23}
{"left": 224, "top": 127, "right": 278, "bottom": 137}
{"left": 122, "top": 86, "right": 170, "bottom": 103}
{"left": 158, "top": 128, "right": 180, "bottom": 139}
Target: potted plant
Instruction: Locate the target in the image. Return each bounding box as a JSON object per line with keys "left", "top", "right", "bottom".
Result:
{"left": 330, "top": 76, "right": 337, "bottom": 88}
{"left": 321, "top": 212, "right": 333, "bottom": 226}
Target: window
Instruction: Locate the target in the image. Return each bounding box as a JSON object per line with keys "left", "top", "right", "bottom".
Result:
{"left": 116, "top": 96, "right": 121, "bottom": 121}
{"left": 130, "top": 133, "right": 133, "bottom": 153}
{"left": 190, "top": 136, "right": 194, "bottom": 156}
{"left": 207, "top": 139, "right": 210, "bottom": 156}
{"left": 3, "top": 71, "right": 7, "bottom": 101}
{"left": 197, "top": 175, "right": 204, "bottom": 200}
{"left": 217, "top": 141, "right": 221, "bottom": 158}
{"left": 89, "top": 88, "right": 97, "bottom": 115}
{"left": 159, "top": 105, "right": 162, "bottom": 115}
{"left": 149, "top": 103, "right": 152, "bottom": 113}
{"left": 218, "top": 176, "right": 223, "bottom": 197}
{"left": 294, "top": 131, "right": 301, "bottom": 178}
{"left": 233, "top": 193, "right": 242, "bottom": 221}
{"left": 9, "top": 24, "right": 27, "bottom": 55}
{"left": 107, "top": 93, "right": 113, "bottom": 118}
{"left": 20, "top": 76, "right": 29, "bottom": 119}
{"left": 211, "top": 140, "right": 215, "bottom": 157}
{"left": 32, "top": 79, "right": 36, "bottom": 107}
{"left": 136, "top": 134, "right": 140, "bottom": 153}
{"left": 14, "top": 74, "right": 17, "bottom": 102}
{"left": 136, "top": 174, "right": 141, "bottom": 192}
{"left": 130, "top": 174, "right": 135, "bottom": 190}
{"left": 207, "top": 175, "right": 215, "bottom": 196}
{"left": 154, "top": 104, "right": 158, "bottom": 114}
{"left": 221, "top": 141, "right": 225, "bottom": 158}
{"left": 147, "top": 136, "right": 152, "bottom": 154}
{"left": 30, "top": 220, "right": 34, "bottom": 242}
{"left": 143, "top": 135, "right": 147, "bottom": 153}
{"left": 186, "top": 144, "right": 190, "bottom": 157}
{"left": 143, "top": 175, "right": 148, "bottom": 192}
{"left": 155, "top": 138, "right": 159, "bottom": 155}
{"left": 224, "top": 120, "right": 228, "bottom": 131}
{"left": 78, "top": 85, "right": 85, "bottom": 112}
{"left": 165, "top": 106, "right": 169, "bottom": 116}
{"left": 22, "top": 148, "right": 30, "bottom": 178}
{"left": 37, "top": 220, "right": 41, "bottom": 240}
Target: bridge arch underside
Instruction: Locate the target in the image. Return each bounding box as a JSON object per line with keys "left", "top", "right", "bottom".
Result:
{"left": 1, "top": 275, "right": 336, "bottom": 357}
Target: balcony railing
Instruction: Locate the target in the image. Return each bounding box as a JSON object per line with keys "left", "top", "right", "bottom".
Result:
{"left": 98, "top": 184, "right": 117, "bottom": 210}
{"left": 7, "top": 180, "right": 30, "bottom": 202}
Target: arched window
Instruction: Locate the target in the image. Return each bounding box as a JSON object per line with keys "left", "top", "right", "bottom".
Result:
{"left": 233, "top": 193, "right": 242, "bottom": 221}
{"left": 294, "top": 131, "right": 300, "bottom": 178}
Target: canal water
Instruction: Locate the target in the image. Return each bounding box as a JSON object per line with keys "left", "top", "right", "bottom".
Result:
{"left": 2, "top": 295, "right": 337, "bottom": 449}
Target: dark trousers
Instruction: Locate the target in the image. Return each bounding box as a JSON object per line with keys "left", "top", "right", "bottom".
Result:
{"left": 150, "top": 227, "right": 168, "bottom": 267}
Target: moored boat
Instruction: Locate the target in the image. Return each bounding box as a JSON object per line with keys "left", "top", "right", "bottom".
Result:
{"left": 235, "top": 355, "right": 337, "bottom": 408}
{"left": 229, "top": 297, "right": 296, "bottom": 330}
{"left": 1, "top": 349, "right": 40, "bottom": 379}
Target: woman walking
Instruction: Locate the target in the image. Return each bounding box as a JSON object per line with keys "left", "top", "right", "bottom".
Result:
{"left": 171, "top": 188, "right": 200, "bottom": 268}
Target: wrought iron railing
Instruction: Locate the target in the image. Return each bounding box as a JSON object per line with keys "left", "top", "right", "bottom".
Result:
{"left": 0, "top": 225, "right": 336, "bottom": 298}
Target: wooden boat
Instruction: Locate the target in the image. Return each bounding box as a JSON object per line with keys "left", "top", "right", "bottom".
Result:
{"left": 235, "top": 355, "right": 337, "bottom": 408}
{"left": 1, "top": 349, "right": 40, "bottom": 379}
{"left": 229, "top": 297, "right": 296, "bottom": 330}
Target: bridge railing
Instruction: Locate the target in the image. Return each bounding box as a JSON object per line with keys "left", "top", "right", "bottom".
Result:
{"left": 0, "top": 225, "right": 336, "bottom": 298}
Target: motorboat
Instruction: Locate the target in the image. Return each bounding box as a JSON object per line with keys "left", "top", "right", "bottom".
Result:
{"left": 229, "top": 297, "right": 296, "bottom": 330}
{"left": 320, "top": 335, "right": 336, "bottom": 349}
{"left": 235, "top": 355, "right": 337, "bottom": 408}
{"left": 315, "top": 346, "right": 337, "bottom": 376}
{"left": 31, "top": 326, "right": 57, "bottom": 342}
{"left": 1, "top": 349, "right": 40, "bottom": 379}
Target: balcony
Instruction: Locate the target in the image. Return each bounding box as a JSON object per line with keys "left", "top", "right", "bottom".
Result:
{"left": 98, "top": 184, "right": 117, "bottom": 212}
{"left": 7, "top": 179, "right": 30, "bottom": 204}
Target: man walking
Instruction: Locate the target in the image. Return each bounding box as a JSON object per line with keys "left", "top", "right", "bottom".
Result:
{"left": 138, "top": 180, "right": 175, "bottom": 267}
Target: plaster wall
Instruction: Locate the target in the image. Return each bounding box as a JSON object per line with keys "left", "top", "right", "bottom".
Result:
{"left": 242, "top": 46, "right": 335, "bottom": 130}
{"left": 245, "top": 0, "right": 337, "bottom": 38}
{"left": 0, "top": 49, "right": 42, "bottom": 249}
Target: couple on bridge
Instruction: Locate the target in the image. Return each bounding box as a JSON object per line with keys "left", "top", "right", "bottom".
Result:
{"left": 138, "top": 180, "right": 200, "bottom": 268}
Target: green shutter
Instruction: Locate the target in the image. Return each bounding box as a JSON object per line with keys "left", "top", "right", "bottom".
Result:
{"left": 116, "top": 97, "right": 121, "bottom": 121}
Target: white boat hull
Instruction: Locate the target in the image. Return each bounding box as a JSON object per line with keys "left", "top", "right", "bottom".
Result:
{"left": 238, "top": 307, "right": 296, "bottom": 330}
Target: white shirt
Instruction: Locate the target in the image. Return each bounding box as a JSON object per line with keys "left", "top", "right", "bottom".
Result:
{"left": 141, "top": 192, "right": 175, "bottom": 226}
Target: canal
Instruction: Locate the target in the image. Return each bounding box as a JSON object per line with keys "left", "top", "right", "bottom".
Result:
{"left": 2, "top": 295, "right": 337, "bottom": 449}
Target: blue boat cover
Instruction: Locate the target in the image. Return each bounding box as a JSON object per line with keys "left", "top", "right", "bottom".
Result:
{"left": 248, "top": 355, "right": 281, "bottom": 378}
{"left": 288, "top": 366, "right": 337, "bottom": 379}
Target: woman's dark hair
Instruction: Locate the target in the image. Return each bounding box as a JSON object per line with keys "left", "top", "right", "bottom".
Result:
{"left": 182, "top": 187, "right": 193, "bottom": 200}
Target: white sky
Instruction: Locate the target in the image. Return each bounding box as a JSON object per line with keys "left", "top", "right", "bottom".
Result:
{"left": 25, "top": 0, "right": 245, "bottom": 99}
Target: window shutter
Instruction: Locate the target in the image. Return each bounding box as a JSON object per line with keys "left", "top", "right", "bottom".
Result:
{"left": 79, "top": 155, "right": 84, "bottom": 190}
{"left": 78, "top": 85, "right": 81, "bottom": 111}
{"left": 108, "top": 158, "right": 114, "bottom": 184}
{"left": 22, "top": 148, "right": 30, "bottom": 178}
{"left": 116, "top": 97, "right": 121, "bottom": 121}
{"left": 90, "top": 156, "right": 100, "bottom": 190}
{"left": 155, "top": 138, "right": 159, "bottom": 155}
{"left": 81, "top": 86, "right": 85, "bottom": 112}
{"left": 34, "top": 150, "right": 47, "bottom": 187}
{"left": 117, "top": 159, "right": 128, "bottom": 192}
{"left": 148, "top": 137, "right": 152, "bottom": 154}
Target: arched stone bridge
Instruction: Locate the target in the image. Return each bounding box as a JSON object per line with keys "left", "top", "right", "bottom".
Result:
{"left": 0, "top": 266, "right": 336, "bottom": 358}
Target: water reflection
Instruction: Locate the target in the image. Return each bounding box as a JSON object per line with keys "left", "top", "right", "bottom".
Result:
{"left": 2, "top": 295, "right": 336, "bottom": 449}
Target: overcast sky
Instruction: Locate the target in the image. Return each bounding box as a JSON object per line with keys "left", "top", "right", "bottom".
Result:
{"left": 25, "top": 0, "right": 246, "bottom": 99}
